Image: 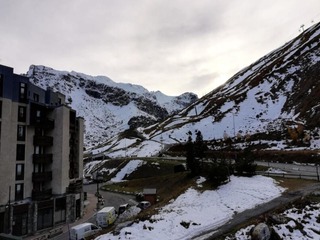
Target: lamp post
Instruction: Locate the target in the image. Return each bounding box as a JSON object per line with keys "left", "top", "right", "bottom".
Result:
{"left": 93, "top": 171, "right": 100, "bottom": 211}
{"left": 6, "top": 186, "right": 11, "bottom": 234}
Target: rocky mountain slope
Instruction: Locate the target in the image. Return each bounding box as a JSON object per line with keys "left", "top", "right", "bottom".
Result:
{"left": 26, "top": 66, "right": 198, "bottom": 147}
{"left": 91, "top": 21, "right": 320, "bottom": 157}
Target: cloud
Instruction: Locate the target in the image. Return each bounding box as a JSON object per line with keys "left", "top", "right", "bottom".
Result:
{"left": 1, "top": 0, "right": 320, "bottom": 97}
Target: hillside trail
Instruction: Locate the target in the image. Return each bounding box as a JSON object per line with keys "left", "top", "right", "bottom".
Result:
{"left": 193, "top": 181, "right": 320, "bottom": 240}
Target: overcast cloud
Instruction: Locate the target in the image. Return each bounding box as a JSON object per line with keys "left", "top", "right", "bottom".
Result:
{"left": 1, "top": 0, "right": 320, "bottom": 97}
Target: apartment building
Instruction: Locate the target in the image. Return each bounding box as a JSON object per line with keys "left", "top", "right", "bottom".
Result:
{"left": 0, "top": 64, "right": 84, "bottom": 237}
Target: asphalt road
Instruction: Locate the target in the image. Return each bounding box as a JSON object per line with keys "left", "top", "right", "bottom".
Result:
{"left": 83, "top": 183, "right": 136, "bottom": 212}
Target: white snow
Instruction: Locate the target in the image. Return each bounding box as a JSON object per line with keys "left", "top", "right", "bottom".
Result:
{"left": 97, "top": 175, "right": 285, "bottom": 240}
{"left": 111, "top": 160, "right": 144, "bottom": 182}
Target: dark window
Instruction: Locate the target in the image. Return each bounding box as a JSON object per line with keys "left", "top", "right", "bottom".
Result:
{"left": 18, "top": 106, "right": 27, "bottom": 122}
{"left": 0, "top": 74, "right": 3, "bottom": 97}
{"left": 0, "top": 101, "right": 2, "bottom": 118}
{"left": 16, "top": 164, "right": 24, "bottom": 180}
{"left": 17, "top": 125, "right": 26, "bottom": 141}
{"left": 35, "top": 128, "right": 43, "bottom": 136}
{"left": 55, "top": 198, "right": 66, "bottom": 224}
{"left": 37, "top": 208, "right": 53, "bottom": 230}
{"left": 19, "top": 83, "right": 27, "bottom": 101}
{"left": 15, "top": 183, "right": 24, "bottom": 201}
{"left": 16, "top": 144, "right": 25, "bottom": 160}
{"left": 33, "top": 93, "right": 39, "bottom": 102}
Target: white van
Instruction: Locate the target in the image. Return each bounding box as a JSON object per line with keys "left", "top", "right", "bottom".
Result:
{"left": 96, "top": 206, "right": 117, "bottom": 228}
{"left": 70, "top": 223, "right": 101, "bottom": 240}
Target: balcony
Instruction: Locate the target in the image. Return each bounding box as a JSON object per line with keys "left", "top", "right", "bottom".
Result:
{"left": 32, "top": 189, "right": 52, "bottom": 201}
{"left": 32, "top": 171, "right": 52, "bottom": 182}
{"left": 33, "top": 154, "right": 53, "bottom": 164}
{"left": 67, "top": 180, "right": 83, "bottom": 194}
{"left": 33, "top": 136, "right": 53, "bottom": 147}
{"left": 34, "top": 118, "right": 55, "bottom": 130}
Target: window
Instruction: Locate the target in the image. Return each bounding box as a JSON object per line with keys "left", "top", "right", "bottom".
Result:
{"left": 55, "top": 198, "right": 66, "bottom": 224}
{"left": 19, "top": 83, "right": 27, "bottom": 101}
{"left": 16, "top": 164, "right": 24, "bottom": 180}
{"left": 35, "top": 128, "right": 43, "bottom": 136}
{"left": 17, "top": 125, "right": 26, "bottom": 141}
{"left": 16, "top": 144, "right": 25, "bottom": 160}
{"left": 0, "top": 100, "right": 2, "bottom": 118}
{"left": 15, "top": 183, "right": 24, "bottom": 201}
{"left": 33, "top": 93, "right": 39, "bottom": 102}
{"left": 36, "top": 110, "right": 41, "bottom": 120}
{"left": 34, "top": 146, "right": 44, "bottom": 154}
{"left": 37, "top": 208, "right": 53, "bottom": 230}
{"left": 0, "top": 74, "right": 3, "bottom": 97}
{"left": 18, "top": 106, "right": 26, "bottom": 122}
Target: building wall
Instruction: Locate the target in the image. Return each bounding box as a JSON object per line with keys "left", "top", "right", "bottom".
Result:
{"left": 0, "top": 98, "right": 16, "bottom": 205}
{"left": 51, "top": 105, "right": 70, "bottom": 195}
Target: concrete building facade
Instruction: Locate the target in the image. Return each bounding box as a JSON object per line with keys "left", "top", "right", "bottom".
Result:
{"left": 0, "top": 64, "right": 84, "bottom": 237}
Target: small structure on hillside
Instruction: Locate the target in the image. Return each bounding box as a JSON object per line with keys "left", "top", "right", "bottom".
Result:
{"left": 143, "top": 188, "right": 157, "bottom": 204}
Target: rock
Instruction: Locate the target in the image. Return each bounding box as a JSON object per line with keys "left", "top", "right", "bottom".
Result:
{"left": 251, "top": 223, "right": 271, "bottom": 240}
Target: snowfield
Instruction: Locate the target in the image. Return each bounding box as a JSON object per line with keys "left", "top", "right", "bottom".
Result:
{"left": 96, "top": 175, "right": 285, "bottom": 240}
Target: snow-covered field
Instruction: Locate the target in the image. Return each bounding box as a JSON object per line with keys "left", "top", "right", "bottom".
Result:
{"left": 96, "top": 175, "right": 285, "bottom": 240}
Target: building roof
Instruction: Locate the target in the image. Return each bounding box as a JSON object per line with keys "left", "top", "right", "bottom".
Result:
{"left": 143, "top": 188, "right": 157, "bottom": 195}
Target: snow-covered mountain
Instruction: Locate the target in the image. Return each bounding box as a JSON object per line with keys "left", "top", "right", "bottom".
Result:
{"left": 26, "top": 66, "right": 198, "bottom": 147}
{"left": 92, "top": 21, "right": 320, "bottom": 157}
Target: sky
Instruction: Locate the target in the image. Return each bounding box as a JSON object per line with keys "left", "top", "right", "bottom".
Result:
{"left": 1, "top": 1, "right": 320, "bottom": 97}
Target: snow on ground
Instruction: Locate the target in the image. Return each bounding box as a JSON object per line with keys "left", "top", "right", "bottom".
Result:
{"left": 111, "top": 160, "right": 144, "bottom": 182}
{"left": 83, "top": 160, "right": 109, "bottom": 176}
{"left": 273, "top": 203, "right": 320, "bottom": 239}
{"left": 266, "top": 168, "right": 287, "bottom": 174}
{"left": 97, "top": 175, "right": 285, "bottom": 240}
{"left": 226, "top": 203, "right": 320, "bottom": 240}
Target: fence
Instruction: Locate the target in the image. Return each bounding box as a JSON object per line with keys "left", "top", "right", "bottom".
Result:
{"left": 256, "top": 171, "right": 320, "bottom": 181}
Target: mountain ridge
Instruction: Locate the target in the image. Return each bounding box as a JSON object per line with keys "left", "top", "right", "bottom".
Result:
{"left": 26, "top": 65, "right": 198, "bottom": 147}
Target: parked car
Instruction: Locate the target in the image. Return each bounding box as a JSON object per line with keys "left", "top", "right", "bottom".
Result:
{"left": 70, "top": 223, "right": 101, "bottom": 240}
{"left": 118, "top": 203, "right": 129, "bottom": 215}
{"left": 137, "top": 201, "right": 151, "bottom": 210}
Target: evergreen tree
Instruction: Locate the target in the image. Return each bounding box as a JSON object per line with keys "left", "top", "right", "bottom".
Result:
{"left": 235, "top": 146, "right": 257, "bottom": 176}
{"left": 186, "top": 132, "right": 194, "bottom": 171}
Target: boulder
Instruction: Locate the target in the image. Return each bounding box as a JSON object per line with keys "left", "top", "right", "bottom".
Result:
{"left": 251, "top": 223, "right": 271, "bottom": 240}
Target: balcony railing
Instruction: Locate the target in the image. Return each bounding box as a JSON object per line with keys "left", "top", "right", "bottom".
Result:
{"left": 33, "top": 136, "right": 53, "bottom": 147}
{"left": 34, "top": 118, "right": 55, "bottom": 130}
{"left": 33, "top": 154, "right": 53, "bottom": 164}
{"left": 32, "top": 188, "right": 52, "bottom": 201}
{"left": 32, "top": 171, "right": 52, "bottom": 182}
{"left": 67, "top": 180, "right": 83, "bottom": 194}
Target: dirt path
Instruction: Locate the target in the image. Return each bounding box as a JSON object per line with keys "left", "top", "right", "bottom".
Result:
{"left": 193, "top": 182, "right": 320, "bottom": 240}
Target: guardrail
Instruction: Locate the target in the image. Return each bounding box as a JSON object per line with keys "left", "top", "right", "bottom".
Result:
{"left": 257, "top": 171, "right": 320, "bottom": 181}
